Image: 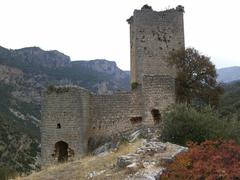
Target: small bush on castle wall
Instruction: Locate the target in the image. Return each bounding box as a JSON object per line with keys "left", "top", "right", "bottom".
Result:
{"left": 161, "top": 104, "right": 224, "bottom": 146}
{"left": 131, "top": 82, "right": 139, "bottom": 90}
{"left": 161, "top": 140, "right": 240, "bottom": 179}
{"left": 47, "top": 85, "right": 70, "bottom": 94}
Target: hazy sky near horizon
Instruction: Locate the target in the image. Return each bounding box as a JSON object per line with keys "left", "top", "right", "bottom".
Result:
{"left": 0, "top": 0, "right": 239, "bottom": 70}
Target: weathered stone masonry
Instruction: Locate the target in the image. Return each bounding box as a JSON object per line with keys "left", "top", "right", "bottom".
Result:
{"left": 41, "top": 5, "right": 185, "bottom": 166}
{"left": 129, "top": 5, "right": 184, "bottom": 83}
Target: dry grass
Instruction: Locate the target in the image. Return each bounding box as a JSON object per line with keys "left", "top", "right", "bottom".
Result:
{"left": 16, "top": 139, "right": 144, "bottom": 180}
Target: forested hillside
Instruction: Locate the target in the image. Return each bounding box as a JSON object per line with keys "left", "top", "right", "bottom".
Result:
{"left": 219, "top": 80, "right": 240, "bottom": 118}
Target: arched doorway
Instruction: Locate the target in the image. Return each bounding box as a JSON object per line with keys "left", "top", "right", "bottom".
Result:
{"left": 55, "top": 141, "right": 68, "bottom": 162}
{"left": 151, "top": 109, "right": 161, "bottom": 124}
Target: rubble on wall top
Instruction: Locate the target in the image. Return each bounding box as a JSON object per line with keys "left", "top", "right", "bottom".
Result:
{"left": 127, "top": 16, "right": 133, "bottom": 24}
{"left": 139, "top": 4, "right": 184, "bottom": 13}
{"left": 176, "top": 5, "right": 184, "bottom": 12}
{"left": 141, "top": 4, "right": 152, "bottom": 10}
{"left": 46, "top": 84, "right": 90, "bottom": 94}
{"left": 127, "top": 4, "right": 184, "bottom": 24}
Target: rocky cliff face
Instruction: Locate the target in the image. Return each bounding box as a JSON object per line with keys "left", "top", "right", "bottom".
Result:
{"left": 14, "top": 47, "right": 71, "bottom": 68}
{"left": 79, "top": 60, "right": 128, "bottom": 80}
{"left": 0, "top": 46, "right": 130, "bottom": 174}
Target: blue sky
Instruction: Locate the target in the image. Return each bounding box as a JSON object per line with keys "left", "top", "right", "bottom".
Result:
{"left": 0, "top": 0, "right": 239, "bottom": 70}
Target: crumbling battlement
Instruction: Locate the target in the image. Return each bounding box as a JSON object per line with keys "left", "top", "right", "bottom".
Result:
{"left": 41, "top": 4, "right": 185, "bottom": 166}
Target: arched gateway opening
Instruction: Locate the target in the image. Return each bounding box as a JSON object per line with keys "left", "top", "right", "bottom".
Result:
{"left": 151, "top": 109, "right": 161, "bottom": 124}
{"left": 55, "top": 141, "right": 68, "bottom": 162}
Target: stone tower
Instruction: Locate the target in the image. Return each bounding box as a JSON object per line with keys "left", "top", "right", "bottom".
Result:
{"left": 41, "top": 87, "right": 91, "bottom": 165}
{"left": 127, "top": 5, "right": 185, "bottom": 125}
{"left": 128, "top": 4, "right": 185, "bottom": 84}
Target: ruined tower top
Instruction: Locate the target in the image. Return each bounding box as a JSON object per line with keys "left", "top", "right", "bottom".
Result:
{"left": 128, "top": 5, "right": 185, "bottom": 83}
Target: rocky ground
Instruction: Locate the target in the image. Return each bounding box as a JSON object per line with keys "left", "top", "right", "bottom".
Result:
{"left": 116, "top": 139, "right": 187, "bottom": 180}
{"left": 17, "top": 130, "right": 187, "bottom": 180}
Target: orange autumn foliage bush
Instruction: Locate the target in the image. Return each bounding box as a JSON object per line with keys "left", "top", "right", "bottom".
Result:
{"left": 161, "top": 140, "right": 240, "bottom": 180}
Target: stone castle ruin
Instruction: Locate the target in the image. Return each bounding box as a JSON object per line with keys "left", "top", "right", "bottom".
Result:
{"left": 41, "top": 5, "right": 185, "bottom": 165}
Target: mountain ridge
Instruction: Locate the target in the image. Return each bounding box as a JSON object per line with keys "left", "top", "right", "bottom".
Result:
{"left": 217, "top": 66, "right": 240, "bottom": 83}
{"left": 0, "top": 45, "right": 130, "bottom": 174}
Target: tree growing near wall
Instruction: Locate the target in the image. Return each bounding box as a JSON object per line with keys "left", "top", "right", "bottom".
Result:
{"left": 168, "top": 48, "right": 224, "bottom": 107}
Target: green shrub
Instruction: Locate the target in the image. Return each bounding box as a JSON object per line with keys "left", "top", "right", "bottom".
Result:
{"left": 47, "top": 85, "right": 70, "bottom": 94}
{"left": 219, "top": 81, "right": 240, "bottom": 117}
{"left": 0, "top": 166, "right": 17, "bottom": 180}
{"left": 222, "top": 113, "right": 240, "bottom": 144}
{"left": 131, "top": 82, "right": 139, "bottom": 90}
{"left": 161, "top": 104, "right": 224, "bottom": 146}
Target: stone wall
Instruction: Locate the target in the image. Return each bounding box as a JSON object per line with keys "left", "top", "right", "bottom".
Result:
{"left": 90, "top": 92, "right": 132, "bottom": 136}
{"left": 41, "top": 86, "right": 144, "bottom": 164}
{"left": 128, "top": 5, "right": 185, "bottom": 83}
{"left": 142, "top": 75, "right": 176, "bottom": 125}
{"left": 41, "top": 86, "right": 91, "bottom": 165}
{"left": 88, "top": 88, "right": 143, "bottom": 146}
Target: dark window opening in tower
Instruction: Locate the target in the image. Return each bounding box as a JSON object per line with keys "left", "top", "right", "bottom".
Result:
{"left": 151, "top": 109, "right": 161, "bottom": 124}
{"left": 57, "top": 123, "right": 61, "bottom": 129}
